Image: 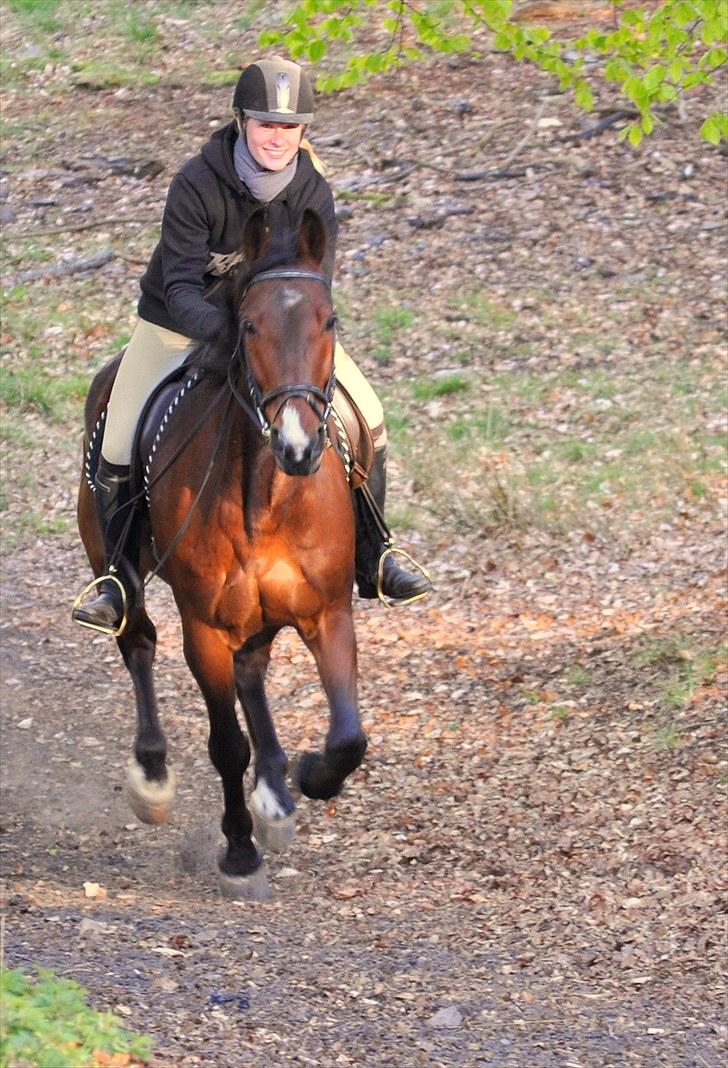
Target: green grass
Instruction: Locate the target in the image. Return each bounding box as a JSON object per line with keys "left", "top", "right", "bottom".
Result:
{"left": 71, "top": 61, "right": 161, "bottom": 89}
{"left": 6, "top": 0, "right": 62, "bottom": 32}
{"left": 123, "top": 10, "right": 159, "bottom": 44}
{"left": 1, "top": 508, "right": 75, "bottom": 553}
{"left": 203, "top": 68, "right": 244, "bottom": 88}
{"left": 233, "top": 0, "right": 268, "bottom": 31}
{"left": 412, "top": 374, "right": 472, "bottom": 401}
{"left": 371, "top": 304, "right": 416, "bottom": 365}
{"left": 653, "top": 723, "right": 683, "bottom": 751}
{"left": 376, "top": 306, "right": 415, "bottom": 338}
{"left": 0, "top": 367, "right": 89, "bottom": 422}
{"left": 448, "top": 291, "right": 516, "bottom": 330}
{"left": 0, "top": 966, "right": 152, "bottom": 1067}
{"left": 448, "top": 406, "right": 509, "bottom": 443}
{"left": 376, "top": 342, "right": 727, "bottom": 537}
{"left": 634, "top": 637, "right": 724, "bottom": 724}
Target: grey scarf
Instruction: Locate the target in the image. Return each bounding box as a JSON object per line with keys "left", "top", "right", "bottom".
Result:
{"left": 234, "top": 132, "right": 298, "bottom": 203}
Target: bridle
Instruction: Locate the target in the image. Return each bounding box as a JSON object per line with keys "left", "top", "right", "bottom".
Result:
{"left": 226, "top": 268, "right": 336, "bottom": 439}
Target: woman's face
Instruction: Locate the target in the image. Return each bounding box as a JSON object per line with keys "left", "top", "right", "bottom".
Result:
{"left": 244, "top": 117, "right": 304, "bottom": 171}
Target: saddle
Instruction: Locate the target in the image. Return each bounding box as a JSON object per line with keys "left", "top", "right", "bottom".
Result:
{"left": 85, "top": 366, "right": 374, "bottom": 496}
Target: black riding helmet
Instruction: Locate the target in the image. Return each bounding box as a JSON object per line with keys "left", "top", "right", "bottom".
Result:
{"left": 233, "top": 57, "right": 315, "bottom": 125}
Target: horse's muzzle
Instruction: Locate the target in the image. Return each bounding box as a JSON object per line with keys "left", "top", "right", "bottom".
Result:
{"left": 270, "top": 420, "right": 327, "bottom": 477}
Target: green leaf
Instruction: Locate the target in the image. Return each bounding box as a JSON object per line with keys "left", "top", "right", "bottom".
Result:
{"left": 704, "top": 46, "right": 728, "bottom": 68}
{"left": 657, "top": 81, "right": 679, "bottom": 101}
{"left": 700, "top": 114, "right": 722, "bottom": 143}
{"left": 305, "top": 37, "right": 326, "bottom": 61}
{"left": 668, "top": 56, "right": 685, "bottom": 81}
{"left": 574, "top": 81, "right": 594, "bottom": 110}
{"left": 628, "top": 123, "right": 644, "bottom": 146}
{"left": 673, "top": 1, "right": 697, "bottom": 28}
{"left": 643, "top": 65, "right": 665, "bottom": 91}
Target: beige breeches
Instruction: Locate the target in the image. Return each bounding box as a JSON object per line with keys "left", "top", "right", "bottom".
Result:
{"left": 102, "top": 318, "right": 386, "bottom": 466}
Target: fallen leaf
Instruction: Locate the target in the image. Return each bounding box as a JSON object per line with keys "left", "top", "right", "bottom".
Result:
{"left": 83, "top": 882, "right": 107, "bottom": 899}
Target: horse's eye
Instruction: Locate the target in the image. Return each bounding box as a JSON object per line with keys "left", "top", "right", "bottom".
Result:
{"left": 241, "top": 319, "right": 256, "bottom": 336}
{"left": 325, "top": 313, "right": 338, "bottom": 332}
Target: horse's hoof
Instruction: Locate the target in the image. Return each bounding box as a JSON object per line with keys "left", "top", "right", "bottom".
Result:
{"left": 251, "top": 810, "right": 296, "bottom": 852}
{"left": 126, "top": 761, "right": 176, "bottom": 825}
{"left": 295, "top": 751, "right": 341, "bottom": 801}
{"left": 217, "top": 862, "right": 270, "bottom": 901}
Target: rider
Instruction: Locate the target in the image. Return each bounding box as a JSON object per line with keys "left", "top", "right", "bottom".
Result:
{"left": 72, "top": 56, "right": 432, "bottom": 634}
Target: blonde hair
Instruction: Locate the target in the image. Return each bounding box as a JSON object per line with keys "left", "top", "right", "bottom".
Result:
{"left": 301, "top": 138, "right": 327, "bottom": 177}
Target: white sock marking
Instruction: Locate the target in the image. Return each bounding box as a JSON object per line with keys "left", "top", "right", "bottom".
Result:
{"left": 251, "top": 777, "right": 287, "bottom": 821}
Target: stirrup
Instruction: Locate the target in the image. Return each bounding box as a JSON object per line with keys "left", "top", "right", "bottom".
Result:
{"left": 376, "top": 545, "right": 433, "bottom": 608}
{"left": 71, "top": 568, "right": 128, "bottom": 637}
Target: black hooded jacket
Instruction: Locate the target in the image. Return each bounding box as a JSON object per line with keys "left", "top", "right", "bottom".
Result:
{"left": 137, "top": 122, "right": 337, "bottom": 342}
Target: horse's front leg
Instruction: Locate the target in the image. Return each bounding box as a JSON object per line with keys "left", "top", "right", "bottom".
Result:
{"left": 118, "top": 603, "right": 176, "bottom": 825}
{"left": 298, "top": 607, "right": 367, "bottom": 801}
{"left": 181, "top": 616, "right": 267, "bottom": 899}
{"left": 233, "top": 627, "right": 296, "bottom": 852}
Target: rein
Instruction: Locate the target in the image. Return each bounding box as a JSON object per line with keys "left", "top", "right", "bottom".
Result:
{"left": 227, "top": 268, "right": 336, "bottom": 438}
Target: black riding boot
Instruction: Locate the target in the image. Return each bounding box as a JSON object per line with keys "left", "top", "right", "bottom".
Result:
{"left": 72, "top": 459, "right": 137, "bottom": 635}
{"left": 354, "top": 448, "right": 432, "bottom": 605}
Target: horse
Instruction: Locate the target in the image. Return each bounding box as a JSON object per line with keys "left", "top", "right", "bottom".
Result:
{"left": 75, "top": 209, "right": 368, "bottom": 899}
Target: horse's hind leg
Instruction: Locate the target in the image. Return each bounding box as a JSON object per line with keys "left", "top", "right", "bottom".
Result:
{"left": 117, "top": 605, "right": 176, "bottom": 825}
{"left": 234, "top": 628, "right": 296, "bottom": 852}
{"left": 78, "top": 471, "right": 174, "bottom": 823}
{"left": 182, "top": 617, "right": 267, "bottom": 899}
{"left": 297, "top": 608, "right": 367, "bottom": 801}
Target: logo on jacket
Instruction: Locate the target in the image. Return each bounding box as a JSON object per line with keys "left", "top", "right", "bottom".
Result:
{"left": 275, "top": 72, "right": 293, "bottom": 114}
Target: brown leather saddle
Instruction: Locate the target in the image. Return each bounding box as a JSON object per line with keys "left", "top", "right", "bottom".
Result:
{"left": 328, "top": 380, "right": 375, "bottom": 489}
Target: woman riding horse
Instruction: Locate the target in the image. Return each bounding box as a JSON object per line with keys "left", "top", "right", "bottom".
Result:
{"left": 72, "top": 55, "right": 431, "bottom": 634}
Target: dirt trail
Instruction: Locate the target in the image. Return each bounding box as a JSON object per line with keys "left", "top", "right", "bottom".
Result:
{"left": 1, "top": 519, "right": 725, "bottom": 1066}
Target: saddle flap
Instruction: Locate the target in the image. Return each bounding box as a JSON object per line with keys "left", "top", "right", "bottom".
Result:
{"left": 329, "top": 382, "right": 375, "bottom": 488}
{"left": 84, "top": 362, "right": 203, "bottom": 499}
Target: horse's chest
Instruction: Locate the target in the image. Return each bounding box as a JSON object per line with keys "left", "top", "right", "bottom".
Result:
{"left": 256, "top": 554, "right": 322, "bottom": 622}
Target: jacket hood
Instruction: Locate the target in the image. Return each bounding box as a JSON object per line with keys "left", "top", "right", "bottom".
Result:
{"left": 200, "top": 122, "right": 244, "bottom": 193}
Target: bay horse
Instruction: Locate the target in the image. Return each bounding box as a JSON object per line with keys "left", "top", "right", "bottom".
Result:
{"left": 76, "top": 210, "right": 367, "bottom": 899}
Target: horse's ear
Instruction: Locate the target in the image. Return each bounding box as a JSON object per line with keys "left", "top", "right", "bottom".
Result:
{"left": 243, "top": 209, "right": 269, "bottom": 265}
{"left": 297, "top": 208, "right": 326, "bottom": 267}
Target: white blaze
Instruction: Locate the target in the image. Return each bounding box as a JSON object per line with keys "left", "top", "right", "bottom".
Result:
{"left": 279, "top": 404, "right": 311, "bottom": 461}
{"left": 281, "top": 286, "right": 304, "bottom": 309}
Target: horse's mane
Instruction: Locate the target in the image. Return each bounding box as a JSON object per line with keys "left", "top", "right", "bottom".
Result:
{"left": 186, "top": 224, "right": 304, "bottom": 380}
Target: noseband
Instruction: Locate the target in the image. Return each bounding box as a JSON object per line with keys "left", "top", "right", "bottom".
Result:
{"left": 228, "top": 268, "right": 336, "bottom": 439}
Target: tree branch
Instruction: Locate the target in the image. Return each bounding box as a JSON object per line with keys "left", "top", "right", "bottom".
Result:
{"left": 11, "top": 217, "right": 153, "bottom": 238}
{"left": 5, "top": 249, "right": 118, "bottom": 285}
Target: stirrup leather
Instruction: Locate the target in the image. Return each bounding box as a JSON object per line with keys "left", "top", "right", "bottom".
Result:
{"left": 376, "top": 545, "right": 433, "bottom": 608}
{"left": 71, "top": 567, "right": 128, "bottom": 637}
